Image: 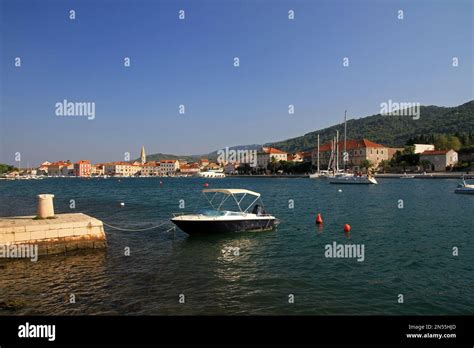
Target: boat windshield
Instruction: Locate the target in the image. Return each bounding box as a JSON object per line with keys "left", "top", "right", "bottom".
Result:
{"left": 196, "top": 209, "right": 226, "bottom": 216}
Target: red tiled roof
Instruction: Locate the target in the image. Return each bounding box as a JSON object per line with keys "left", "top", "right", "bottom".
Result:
{"left": 264, "top": 147, "right": 287, "bottom": 154}
{"left": 319, "top": 139, "right": 385, "bottom": 152}
{"left": 104, "top": 161, "right": 133, "bottom": 165}
{"left": 421, "top": 150, "right": 449, "bottom": 155}
{"left": 76, "top": 160, "right": 91, "bottom": 164}
{"left": 361, "top": 139, "right": 385, "bottom": 148}
{"left": 144, "top": 161, "right": 159, "bottom": 166}
{"left": 49, "top": 161, "right": 72, "bottom": 166}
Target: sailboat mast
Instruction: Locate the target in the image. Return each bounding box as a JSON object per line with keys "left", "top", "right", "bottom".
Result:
{"left": 332, "top": 137, "right": 335, "bottom": 172}
{"left": 328, "top": 137, "right": 333, "bottom": 171}
{"left": 344, "top": 110, "right": 347, "bottom": 171}
{"left": 317, "top": 134, "right": 320, "bottom": 173}
{"left": 336, "top": 130, "right": 339, "bottom": 172}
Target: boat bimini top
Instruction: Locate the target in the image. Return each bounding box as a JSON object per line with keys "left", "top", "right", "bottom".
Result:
{"left": 201, "top": 188, "right": 263, "bottom": 213}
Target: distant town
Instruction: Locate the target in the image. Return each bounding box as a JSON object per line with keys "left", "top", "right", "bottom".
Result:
{"left": 1, "top": 135, "right": 472, "bottom": 179}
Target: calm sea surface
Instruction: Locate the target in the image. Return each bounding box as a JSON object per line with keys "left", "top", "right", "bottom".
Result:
{"left": 0, "top": 177, "right": 473, "bottom": 315}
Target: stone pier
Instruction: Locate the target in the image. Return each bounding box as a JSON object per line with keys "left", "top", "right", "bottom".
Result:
{"left": 0, "top": 213, "right": 107, "bottom": 256}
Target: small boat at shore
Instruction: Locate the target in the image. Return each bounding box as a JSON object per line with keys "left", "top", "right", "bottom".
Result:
{"left": 455, "top": 178, "right": 474, "bottom": 194}
{"left": 329, "top": 175, "right": 378, "bottom": 185}
{"left": 196, "top": 171, "right": 226, "bottom": 178}
{"left": 171, "top": 189, "right": 278, "bottom": 235}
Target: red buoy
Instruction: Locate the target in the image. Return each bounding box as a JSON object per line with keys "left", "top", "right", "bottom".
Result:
{"left": 344, "top": 224, "right": 351, "bottom": 233}
{"left": 204, "top": 183, "right": 209, "bottom": 187}
{"left": 316, "top": 213, "right": 323, "bottom": 225}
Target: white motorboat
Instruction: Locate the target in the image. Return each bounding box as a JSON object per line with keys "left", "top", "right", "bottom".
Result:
{"left": 455, "top": 178, "right": 474, "bottom": 194}
{"left": 400, "top": 173, "right": 415, "bottom": 179}
{"left": 171, "top": 189, "right": 278, "bottom": 235}
{"left": 196, "top": 171, "right": 226, "bottom": 178}
{"left": 329, "top": 175, "right": 378, "bottom": 185}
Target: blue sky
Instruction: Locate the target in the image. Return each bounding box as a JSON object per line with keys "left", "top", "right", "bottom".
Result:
{"left": 1, "top": 0, "right": 472, "bottom": 165}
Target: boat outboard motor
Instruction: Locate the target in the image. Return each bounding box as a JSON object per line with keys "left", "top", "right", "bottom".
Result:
{"left": 252, "top": 204, "right": 260, "bottom": 215}
{"left": 252, "top": 205, "right": 266, "bottom": 216}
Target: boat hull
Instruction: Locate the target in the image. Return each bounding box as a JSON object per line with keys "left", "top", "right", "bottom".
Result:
{"left": 329, "top": 177, "right": 377, "bottom": 185}
{"left": 171, "top": 218, "right": 276, "bottom": 235}
{"left": 455, "top": 188, "right": 474, "bottom": 194}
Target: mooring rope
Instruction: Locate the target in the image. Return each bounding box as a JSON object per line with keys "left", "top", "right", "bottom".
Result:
{"left": 75, "top": 206, "right": 176, "bottom": 233}
{"left": 101, "top": 221, "right": 174, "bottom": 232}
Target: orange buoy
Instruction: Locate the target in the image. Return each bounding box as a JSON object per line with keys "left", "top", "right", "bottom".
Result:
{"left": 204, "top": 183, "right": 209, "bottom": 187}
{"left": 316, "top": 213, "right": 323, "bottom": 225}
{"left": 344, "top": 224, "right": 351, "bottom": 233}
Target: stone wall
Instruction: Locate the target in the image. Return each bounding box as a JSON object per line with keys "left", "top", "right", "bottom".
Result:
{"left": 0, "top": 213, "right": 107, "bottom": 257}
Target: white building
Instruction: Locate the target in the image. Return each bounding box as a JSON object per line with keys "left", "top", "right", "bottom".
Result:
{"left": 104, "top": 162, "right": 141, "bottom": 177}
{"left": 48, "top": 161, "right": 73, "bottom": 176}
{"left": 224, "top": 162, "right": 238, "bottom": 174}
{"left": 180, "top": 163, "right": 200, "bottom": 175}
{"left": 141, "top": 161, "right": 160, "bottom": 176}
{"left": 37, "top": 161, "right": 51, "bottom": 175}
{"left": 420, "top": 149, "right": 458, "bottom": 171}
{"left": 257, "top": 147, "right": 288, "bottom": 169}
{"left": 413, "top": 144, "right": 435, "bottom": 154}
{"left": 160, "top": 160, "right": 180, "bottom": 175}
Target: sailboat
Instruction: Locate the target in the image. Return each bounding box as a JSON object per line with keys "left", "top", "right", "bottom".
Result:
{"left": 328, "top": 111, "right": 377, "bottom": 185}
{"left": 309, "top": 134, "right": 321, "bottom": 178}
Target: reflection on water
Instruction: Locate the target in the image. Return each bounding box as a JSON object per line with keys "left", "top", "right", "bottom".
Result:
{"left": 0, "top": 249, "right": 108, "bottom": 315}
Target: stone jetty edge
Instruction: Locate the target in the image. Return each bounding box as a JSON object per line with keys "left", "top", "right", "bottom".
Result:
{"left": 0, "top": 213, "right": 107, "bottom": 257}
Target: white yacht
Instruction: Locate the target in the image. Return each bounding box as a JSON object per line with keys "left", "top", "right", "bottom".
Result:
{"left": 196, "top": 171, "right": 226, "bottom": 178}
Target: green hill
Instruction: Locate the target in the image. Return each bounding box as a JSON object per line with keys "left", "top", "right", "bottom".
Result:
{"left": 267, "top": 100, "right": 474, "bottom": 152}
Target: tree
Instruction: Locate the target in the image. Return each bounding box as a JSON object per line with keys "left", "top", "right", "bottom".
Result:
{"left": 403, "top": 145, "right": 415, "bottom": 154}
{"left": 0, "top": 163, "right": 17, "bottom": 175}
{"left": 399, "top": 161, "right": 408, "bottom": 171}
{"left": 390, "top": 151, "right": 420, "bottom": 166}
{"left": 379, "top": 160, "right": 390, "bottom": 173}
{"left": 267, "top": 157, "right": 278, "bottom": 174}
{"left": 361, "top": 159, "right": 373, "bottom": 172}
{"left": 434, "top": 135, "right": 448, "bottom": 150}
{"left": 447, "top": 135, "right": 462, "bottom": 151}
{"left": 279, "top": 160, "right": 295, "bottom": 174}
{"left": 237, "top": 163, "right": 251, "bottom": 174}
